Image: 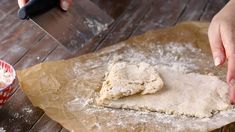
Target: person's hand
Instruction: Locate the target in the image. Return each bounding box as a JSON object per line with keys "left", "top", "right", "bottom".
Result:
{"left": 208, "top": 0, "right": 235, "bottom": 103}
{"left": 18, "top": 0, "right": 72, "bottom": 11}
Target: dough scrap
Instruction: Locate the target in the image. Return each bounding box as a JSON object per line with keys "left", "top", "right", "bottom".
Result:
{"left": 98, "top": 62, "right": 231, "bottom": 118}
{"left": 97, "top": 62, "right": 164, "bottom": 103}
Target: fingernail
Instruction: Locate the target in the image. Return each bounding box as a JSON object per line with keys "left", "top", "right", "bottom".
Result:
{"left": 229, "top": 79, "right": 235, "bottom": 104}
{"left": 214, "top": 57, "right": 221, "bottom": 66}
{"left": 61, "top": 0, "right": 69, "bottom": 11}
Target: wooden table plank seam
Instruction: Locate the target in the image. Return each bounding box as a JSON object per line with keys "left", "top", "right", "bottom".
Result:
{"left": 130, "top": 0, "right": 155, "bottom": 36}
{"left": 29, "top": 113, "right": 63, "bottom": 132}
{"left": 198, "top": 0, "right": 210, "bottom": 21}
{"left": 0, "top": 6, "right": 18, "bottom": 22}
{"left": 0, "top": 10, "right": 25, "bottom": 43}
{"left": 12, "top": 34, "right": 47, "bottom": 66}
{"left": 174, "top": 0, "right": 191, "bottom": 25}
{"left": 137, "top": 0, "right": 189, "bottom": 35}
{"left": 124, "top": 1, "right": 153, "bottom": 41}
{"left": 28, "top": 113, "right": 45, "bottom": 132}
{"left": 200, "top": 2, "right": 211, "bottom": 22}
{"left": 95, "top": 0, "right": 154, "bottom": 50}
{"left": 92, "top": 0, "right": 137, "bottom": 51}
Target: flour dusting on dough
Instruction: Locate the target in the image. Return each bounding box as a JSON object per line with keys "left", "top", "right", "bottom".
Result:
{"left": 97, "top": 62, "right": 164, "bottom": 104}
{"left": 92, "top": 42, "right": 231, "bottom": 118}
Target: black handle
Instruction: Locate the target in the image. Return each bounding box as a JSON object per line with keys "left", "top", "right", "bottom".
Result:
{"left": 18, "top": 0, "right": 59, "bottom": 20}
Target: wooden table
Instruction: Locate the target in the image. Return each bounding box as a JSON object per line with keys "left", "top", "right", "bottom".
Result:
{"left": 0, "top": 0, "right": 233, "bottom": 131}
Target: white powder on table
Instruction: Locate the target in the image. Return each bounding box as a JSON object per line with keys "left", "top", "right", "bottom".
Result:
{"left": 22, "top": 107, "right": 33, "bottom": 114}
{"left": 84, "top": 18, "right": 108, "bottom": 35}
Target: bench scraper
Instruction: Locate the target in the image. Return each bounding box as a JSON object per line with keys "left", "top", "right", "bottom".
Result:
{"left": 18, "top": 0, "right": 114, "bottom": 53}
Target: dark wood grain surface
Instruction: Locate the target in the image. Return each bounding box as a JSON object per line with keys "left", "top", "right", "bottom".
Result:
{"left": 0, "top": 0, "right": 230, "bottom": 131}
{"left": 32, "top": 0, "right": 114, "bottom": 53}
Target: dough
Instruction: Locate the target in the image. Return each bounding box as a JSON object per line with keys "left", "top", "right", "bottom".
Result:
{"left": 97, "top": 62, "right": 164, "bottom": 103}
{"left": 98, "top": 62, "right": 231, "bottom": 118}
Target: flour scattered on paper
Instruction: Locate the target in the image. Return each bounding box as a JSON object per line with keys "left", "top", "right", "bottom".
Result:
{"left": 69, "top": 42, "right": 229, "bottom": 131}
{"left": 66, "top": 96, "right": 93, "bottom": 112}
{"left": 73, "top": 42, "right": 211, "bottom": 75}
{"left": 82, "top": 106, "right": 234, "bottom": 131}
{"left": 106, "top": 42, "right": 214, "bottom": 74}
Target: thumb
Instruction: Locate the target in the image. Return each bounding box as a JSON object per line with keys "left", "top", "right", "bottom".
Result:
{"left": 60, "top": 0, "right": 72, "bottom": 11}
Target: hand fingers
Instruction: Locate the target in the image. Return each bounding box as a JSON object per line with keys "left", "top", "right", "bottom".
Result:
{"left": 18, "top": 0, "right": 29, "bottom": 8}
{"left": 220, "top": 22, "right": 235, "bottom": 103}
{"left": 60, "top": 0, "right": 72, "bottom": 11}
{"left": 208, "top": 19, "right": 226, "bottom": 66}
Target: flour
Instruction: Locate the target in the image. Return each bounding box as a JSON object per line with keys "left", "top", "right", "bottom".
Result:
{"left": 0, "top": 66, "right": 14, "bottom": 88}
{"left": 0, "top": 127, "right": 6, "bottom": 132}
{"left": 97, "top": 62, "right": 164, "bottom": 103}
{"left": 66, "top": 96, "right": 93, "bottom": 112}
{"left": 84, "top": 18, "right": 108, "bottom": 35}
{"left": 106, "top": 42, "right": 213, "bottom": 74}
{"left": 22, "top": 107, "right": 33, "bottom": 114}
{"left": 80, "top": 103, "right": 234, "bottom": 131}
{"left": 68, "top": 42, "right": 230, "bottom": 131}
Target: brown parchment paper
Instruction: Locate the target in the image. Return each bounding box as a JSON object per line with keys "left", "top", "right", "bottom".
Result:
{"left": 17, "top": 22, "right": 235, "bottom": 132}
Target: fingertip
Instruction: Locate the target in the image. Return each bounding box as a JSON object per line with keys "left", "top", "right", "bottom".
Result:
{"left": 229, "top": 97, "right": 235, "bottom": 105}
{"left": 228, "top": 79, "right": 235, "bottom": 104}
{"left": 214, "top": 56, "right": 222, "bottom": 66}
{"left": 18, "top": 0, "right": 28, "bottom": 8}
{"left": 60, "top": 0, "right": 72, "bottom": 11}
{"left": 213, "top": 53, "right": 226, "bottom": 66}
{"left": 229, "top": 88, "right": 235, "bottom": 104}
